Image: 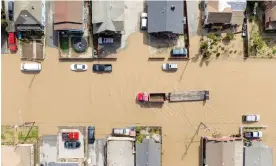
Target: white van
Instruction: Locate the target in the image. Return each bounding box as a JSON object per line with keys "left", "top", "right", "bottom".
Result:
{"left": 21, "top": 62, "right": 41, "bottom": 72}
{"left": 140, "top": 12, "right": 147, "bottom": 30}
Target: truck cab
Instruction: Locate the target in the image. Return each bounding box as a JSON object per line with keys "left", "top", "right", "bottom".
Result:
{"left": 137, "top": 92, "right": 166, "bottom": 103}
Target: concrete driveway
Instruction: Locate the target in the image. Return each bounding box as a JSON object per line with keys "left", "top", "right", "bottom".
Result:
{"left": 187, "top": 0, "right": 199, "bottom": 37}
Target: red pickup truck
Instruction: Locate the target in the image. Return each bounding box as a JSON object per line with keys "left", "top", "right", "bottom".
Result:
{"left": 8, "top": 32, "right": 17, "bottom": 52}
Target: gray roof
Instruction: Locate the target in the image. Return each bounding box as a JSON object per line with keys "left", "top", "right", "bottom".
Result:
{"left": 147, "top": 1, "right": 184, "bottom": 34}
{"left": 92, "top": 1, "right": 124, "bottom": 34}
{"left": 15, "top": 10, "right": 41, "bottom": 25}
{"left": 136, "top": 139, "right": 161, "bottom": 166}
{"left": 227, "top": 1, "right": 247, "bottom": 11}
{"left": 244, "top": 142, "right": 273, "bottom": 166}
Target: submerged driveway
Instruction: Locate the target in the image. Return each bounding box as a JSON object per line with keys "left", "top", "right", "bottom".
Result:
{"left": 2, "top": 32, "right": 276, "bottom": 166}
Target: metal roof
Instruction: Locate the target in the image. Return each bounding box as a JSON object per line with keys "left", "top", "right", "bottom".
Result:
{"left": 244, "top": 142, "right": 273, "bottom": 166}
{"left": 147, "top": 1, "right": 184, "bottom": 34}
{"left": 92, "top": 1, "right": 124, "bottom": 34}
{"left": 205, "top": 138, "right": 243, "bottom": 166}
{"left": 136, "top": 138, "right": 161, "bottom": 166}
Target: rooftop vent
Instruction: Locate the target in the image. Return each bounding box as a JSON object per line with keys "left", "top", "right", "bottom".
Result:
{"left": 171, "top": 5, "right": 175, "bottom": 11}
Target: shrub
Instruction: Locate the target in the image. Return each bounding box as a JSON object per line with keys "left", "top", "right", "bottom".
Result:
{"left": 225, "top": 32, "right": 234, "bottom": 40}
{"left": 229, "top": 50, "right": 233, "bottom": 54}
{"left": 221, "top": 47, "right": 225, "bottom": 51}
{"left": 210, "top": 46, "right": 213, "bottom": 49}
{"left": 200, "top": 41, "right": 208, "bottom": 50}
{"left": 216, "top": 53, "right": 221, "bottom": 57}
{"left": 208, "top": 33, "right": 220, "bottom": 43}
{"left": 253, "top": 36, "right": 264, "bottom": 50}
{"left": 273, "top": 49, "right": 276, "bottom": 55}
{"left": 249, "top": 15, "right": 255, "bottom": 22}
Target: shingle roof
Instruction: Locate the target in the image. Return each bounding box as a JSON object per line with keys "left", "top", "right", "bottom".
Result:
{"left": 136, "top": 139, "right": 161, "bottom": 166}
{"left": 147, "top": 1, "right": 184, "bottom": 34}
{"left": 244, "top": 142, "right": 273, "bottom": 166}
{"left": 205, "top": 0, "right": 246, "bottom": 25}
{"left": 54, "top": 1, "right": 83, "bottom": 31}
{"left": 92, "top": 1, "right": 124, "bottom": 34}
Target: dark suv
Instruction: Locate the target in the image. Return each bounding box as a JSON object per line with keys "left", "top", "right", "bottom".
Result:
{"left": 88, "top": 126, "right": 95, "bottom": 144}
{"left": 64, "top": 141, "right": 81, "bottom": 149}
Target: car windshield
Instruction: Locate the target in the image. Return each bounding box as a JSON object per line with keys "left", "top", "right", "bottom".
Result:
{"left": 82, "top": 65, "right": 85, "bottom": 69}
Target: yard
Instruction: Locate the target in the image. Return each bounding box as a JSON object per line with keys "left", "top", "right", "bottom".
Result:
{"left": 199, "top": 31, "right": 244, "bottom": 59}
{"left": 1, "top": 125, "right": 39, "bottom": 145}
{"left": 248, "top": 19, "right": 276, "bottom": 58}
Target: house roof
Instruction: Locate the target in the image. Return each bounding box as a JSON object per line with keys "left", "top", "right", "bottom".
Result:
{"left": 205, "top": 0, "right": 246, "bottom": 25}
{"left": 107, "top": 140, "right": 134, "bottom": 166}
{"left": 92, "top": 1, "right": 124, "bottom": 34}
{"left": 244, "top": 142, "right": 273, "bottom": 166}
{"left": 147, "top": 1, "right": 184, "bottom": 34}
{"left": 136, "top": 138, "right": 161, "bottom": 166}
{"left": 54, "top": 1, "right": 83, "bottom": 31}
{"left": 204, "top": 137, "right": 243, "bottom": 166}
{"left": 15, "top": 10, "right": 41, "bottom": 25}
{"left": 265, "top": 1, "right": 276, "bottom": 30}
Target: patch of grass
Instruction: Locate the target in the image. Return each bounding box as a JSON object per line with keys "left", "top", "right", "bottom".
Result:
{"left": 273, "top": 49, "right": 276, "bottom": 55}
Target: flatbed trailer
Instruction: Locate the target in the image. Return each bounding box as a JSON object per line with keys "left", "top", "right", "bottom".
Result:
{"left": 168, "top": 90, "right": 209, "bottom": 102}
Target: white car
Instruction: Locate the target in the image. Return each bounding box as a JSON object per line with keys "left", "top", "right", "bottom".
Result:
{"left": 242, "top": 114, "right": 260, "bottom": 122}
{"left": 244, "top": 131, "right": 263, "bottom": 138}
{"left": 140, "top": 12, "right": 147, "bottom": 30}
{"left": 70, "top": 64, "right": 88, "bottom": 71}
{"left": 162, "top": 63, "right": 177, "bottom": 71}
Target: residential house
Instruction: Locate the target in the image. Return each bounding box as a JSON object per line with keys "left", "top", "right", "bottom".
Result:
{"left": 136, "top": 138, "right": 161, "bottom": 166}
{"left": 244, "top": 142, "right": 273, "bottom": 166}
{"left": 54, "top": 1, "right": 84, "bottom": 32}
{"left": 265, "top": 1, "right": 276, "bottom": 31}
{"left": 92, "top": 1, "right": 124, "bottom": 34}
{"left": 202, "top": 0, "right": 246, "bottom": 29}
{"left": 14, "top": 1, "right": 45, "bottom": 32}
{"left": 147, "top": 0, "right": 184, "bottom": 35}
{"left": 202, "top": 137, "right": 243, "bottom": 166}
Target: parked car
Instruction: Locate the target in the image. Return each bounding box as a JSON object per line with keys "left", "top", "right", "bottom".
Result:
{"left": 140, "top": 12, "right": 147, "bottom": 30}
{"left": 62, "top": 132, "right": 79, "bottom": 141}
{"left": 171, "top": 48, "right": 188, "bottom": 57}
{"left": 88, "top": 126, "right": 95, "bottom": 144}
{"left": 92, "top": 64, "right": 112, "bottom": 72}
{"left": 21, "top": 62, "right": 41, "bottom": 72}
{"left": 98, "top": 37, "right": 113, "bottom": 45}
{"left": 242, "top": 114, "right": 260, "bottom": 122}
{"left": 8, "top": 1, "right": 14, "bottom": 21}
{"left": 8, "top": 32, "right": 17, "bottom": 52}
{"left": 70, "top": 64, "right": 88, "bottom": 71}
{"left": 162, "top": 63, "right": 177, "bottom": 71}
{"left": 244, "top": 131, "right": 263, "bottom": 139}
{"left": 64, "top": 141, "right": 81, "bottom": 149}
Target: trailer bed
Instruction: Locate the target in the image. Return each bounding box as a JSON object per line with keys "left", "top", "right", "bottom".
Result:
{"left": 168, "top": 91, "right": 209, "bottom": 102}
{"left": 149, "top": 93, "right": 166, "bottom": 102}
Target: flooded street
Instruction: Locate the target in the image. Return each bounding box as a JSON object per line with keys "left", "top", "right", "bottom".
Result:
{"left": 2, "top": 32, "right": 276, "bottom": 165}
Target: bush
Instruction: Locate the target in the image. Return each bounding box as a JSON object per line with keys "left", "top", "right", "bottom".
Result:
{"left": 225, "top": 32, "right": 234, "bottom": 40}
{"left": 200, "top": 41, "right": 208, "bottom": 50}
{"left": 210, "top": 46, "right": 213, "bottom": 49}
{"left": 221, "top": 47, "right": 225, "bottom": 51}
{"left": 253, "top": 36, "right": 264, "bottom": 50}
{"left": 273, "top": 49, "right": 276, "bottom": 55}
{"left": 216, "top": 53, "right": 221, "bottom": 57}
{"left": 249, "top": 15, "right": 255, "bottom": 22}
{"left": 208, "top": 33, "right": 220, "bottom": 43}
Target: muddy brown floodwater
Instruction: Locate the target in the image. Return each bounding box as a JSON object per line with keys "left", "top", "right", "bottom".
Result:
{"left": 2, "top": 33, "right": 276, "bottom": 165}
